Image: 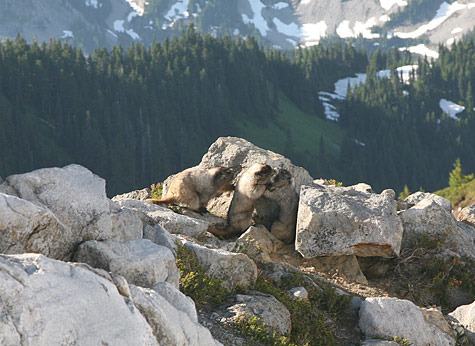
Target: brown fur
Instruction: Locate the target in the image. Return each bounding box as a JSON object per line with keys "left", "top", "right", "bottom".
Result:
{"left": 147, "top": 166, "right": 238, "bottom": 213}
{"left": 208, "top": 163, "right": 274, "bottom": 237}
{"left": 263, "top": 169, "right": 298, "bottom": 244}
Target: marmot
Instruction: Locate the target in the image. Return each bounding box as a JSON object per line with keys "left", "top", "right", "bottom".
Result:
{"left": 263, "top": 168, "right": 298, "bottom": 244}
{"left": 209, "top": 163, "right": 274, "bottom": 237}
{"left": 147, "top": 166, "right": 239, "bottom": 213}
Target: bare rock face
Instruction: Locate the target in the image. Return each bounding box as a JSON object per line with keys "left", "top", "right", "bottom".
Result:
{"left": 109, "top": 200, "right": 144, "bottom": 241}
{"left": 153, "top": 281, "right": 198, "bottom": 323}
{"left": 400, "top": 198, "right": 475, "bottom": 259}
{"left": 0, "top": 254, "right": 159, "bottom": 346}
{"left": 458, "top": 205, "right": 475, "bottom": 227}
{"left": 179, "top": 237, "right": 258, "bottom": 290}
{"left": 0, "top": 193, "right": 71, "bottom": 260}
{"left": 359, "top": 297, "right": 456, "bottom": 346}
{"left": 234, "top": 225, "right": 285, "bottom": 262}
{"left": 225, "top": 291, "right": 292, "bottom": 335}
{"left": 199, "top": 137, "right": 313, "bottom": 195}
{"left": 112, "top": 188, "right": 151, "bottom": 201}
{"left": 296, "top": 184, "right": 403, "bottom": 258}
{"left": 129, "top": 285, "right": 222, "bottom": 346}
{"left": 75, "top": 239, "right": 180, "bottom": 288}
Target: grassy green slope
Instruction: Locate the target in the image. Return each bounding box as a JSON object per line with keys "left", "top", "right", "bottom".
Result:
{"left": 230, "top": 93, "right": 343, "bottom": 180}
{"left": 435, "top": 179, "right": 475, "bottom": 209}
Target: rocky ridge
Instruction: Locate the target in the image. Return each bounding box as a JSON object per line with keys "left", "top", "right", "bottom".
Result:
{"left": 0, "top": 136, "right": 474, "bottom": 345}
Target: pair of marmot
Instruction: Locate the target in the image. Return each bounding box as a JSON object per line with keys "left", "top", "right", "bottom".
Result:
{"left": 147, "top": 163, "right": 297, "bottom": 243}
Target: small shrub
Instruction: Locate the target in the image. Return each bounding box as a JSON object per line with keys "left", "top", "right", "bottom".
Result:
{"left": 150, "top": 182, "right": 163, "bottom": 199}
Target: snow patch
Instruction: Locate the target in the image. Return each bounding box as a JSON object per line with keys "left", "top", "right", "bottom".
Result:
{"left": 451, "top": 27, "right": 463, "bottom": 34}
{"left": 439, "top": 99, "right": 464, "bottom": 119}
{"left": 233, "top": 29, "right": 240, "bottom": 35}
{"left": 114, "top": 20, "right": 125, "bottom": 32}
{"left": 128, "top": 11, "right": 139, "bottom": 22}
{"left": 380, "top": 0, "right": 407, "bottom": 11}
{"left": 394, "top": 1, "right": 475, "bottom": 39}
{"left": 301, "top": 21, "right": 327, "bottom": 46}
{"left": 400, "top": 44, "right": 439, "bottom": 59}
{"left": 354, "top": 139, "right": 366, "bottom": 146}
{"left": 336, "top": 18, "right": 380, "bottom": 39}
{"left": 301, "top": 0, "right": 311, "bottom": 4}
{"left": 447, "top": 37, "right": 455, "bottom": 45}
{"left": 242, "top": 0, "right": 269, "bottom": 37}
{"left": 61, "top": 30, "right": 74, "bottom": 38}
{"left": 126, "top": 29, "right": 141, "bottom": 40}
{"left": 273, "top": 2, "right": 289, "bottom": 9}
{"left": 379, "top": 15, "right": 390, "bottom": 22}
{"left": 85, "top": 0, "right": 102, "bottom": 8}
{"left": 125, "top": 0, "right": 144, "bottom": 16}
{"left": 165, "top": 0, "right": 190, "bottom": 21}
{"left": 273, "top": 18, "right": 301, "bottom": 37}
{"left": 107, "top": 29, "right": 118, "bottom": 38}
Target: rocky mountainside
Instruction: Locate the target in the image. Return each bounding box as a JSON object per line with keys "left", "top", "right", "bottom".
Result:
{"left": 1, "top": 0, "right": 474, "bottom": 53}
{"left": 1, "top": 137, "right": 474, "bottom": 345}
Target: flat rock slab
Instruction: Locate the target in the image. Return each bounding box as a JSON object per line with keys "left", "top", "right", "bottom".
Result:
{"left": 449, "top": 300, "right": 475, "bottom": 334}
{"left": 0, "top": 254, "right": 159, "bottom": 346}
{"left": 359, "top": 297, "right": 456, "bottom": 346}
{"left": 296, "top": 184, "right": 403, "bottom": 258}
{"left": 115, "top": 199, "right": 209, "bottom": 239}
{"left": 179, "top": 237, "right": 257, "bottom": 290}
{"left": 75, "top": 239, "right": 180, "bottom": 288}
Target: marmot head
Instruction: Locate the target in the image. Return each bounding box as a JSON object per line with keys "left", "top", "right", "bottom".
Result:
{"left": 267, "top": 168, "right": 292, "bottom": 190}
{"left": 250, "top": 163, "right": 274, "bottom": 185}
{"left": 213, "top": 166, "right": 241, "bottom": 191}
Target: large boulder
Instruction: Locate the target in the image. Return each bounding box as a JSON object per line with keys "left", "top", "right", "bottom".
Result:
{"left": 130, "top": 285, "right": 222, "bottom": 346}
{"left": 153, "top": 281, "right": 198, "bottom": 323}
{"left": 75, "top": 239, "right": 180, "bottom": 288}
{"left": 0, "top": 165, "right": 119, "bottom": 257}
{"left": 115, "top": 199, "right": 209, "bottom": 239}
{"left": 296, "top": 184, "right": 403, "bottom": 258}
{"left": 404, "top": 191, "right": 452, "bottom": 212}
{"left": 0, "top": 193, "right": 70, "bottom": 259}
{"left": 400, "top": 198, "right": 475, "bottom": 258}
{"left": 179, "top": 237, "right": 258, "bottom": 290}
{"left": 198, "top": 137, "right": 313, "bottom": 195}
{"left": 233, "top": 225, "right": 285, "bottom": 262}
{"left": 0, "top": 254, "right": 159, "bottom": 346}
{"left": 359, "top": 297, "right": 456, "bottom": 346}
{"left": 224, "top": 291, "right": 292, "bottom": 335}
{"left": 109, "top": 200, "right": 144, "bottom": 241}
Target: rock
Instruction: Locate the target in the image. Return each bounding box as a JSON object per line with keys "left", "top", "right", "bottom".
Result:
{"left": 129, "top": 285, "right": 222, "bottom": 346}
{"left": 198, "top": 137, "right": 313, "bottom": 195}
{"left": 306, "top": 255, "right": 368, "bottom": 285}
{"left": 0, "top": 165, "right": 113, "bottom": 253}
{"left": 179, "top": 237, "right": 258, "bottom": 290}
{"left": 112, "top": 188, "right": 151, "bottom": 201}
{"left": 458, "top": 205, "right": 475, "bottom": 227}
{"left": 75, "top": 239, "right": 180, "bottom": 288}
{"left": 362, "top": 340, "right": 399, "bottom": 346}
{"left": 357, "top": 256, "right": 393, "bottom": 279}
{"left": 0, "top": 254, "right": 159, "bottom": 345}
{"left": 109, "top": 200, "right": 143, "bottom": 241}
{"left": 225, "top": 291, "right": 291, "bottom": 335}
{"left": 296, "top": 184, "right": 403, "bottom": 258}
{"left": 234, "top": 225, "right": 284, "bottom": 262}
{"left": 400, "top": 199, "right": 475, "bottom": 258}
{"left": 115, "top": 199, "right": 209, "bottom": 239}
{"left": 405, "top": 192, "right": 452, "bottom": 212}
{"left": 289, "top": 286, "right": 308, "bottom": 300}
{"left": 0, "top": 193, "right": 70, "bottom": 259}
{"left": 153, "top": 281, "right": 198, "bottom": 323}
{"left": 449, "top": 300, "right": 475, "bottom": 335}
{"left": 143, "top": 224, "right": 179, "bottom": 254}
{"left": 359, "top": 297, "right": 456, "bottom": 346}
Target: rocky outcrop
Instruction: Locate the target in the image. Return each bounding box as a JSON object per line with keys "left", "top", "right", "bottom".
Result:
{"left": 458, "top": 205, "right": 475, "bottom": 227}
{"left": 179, "top": 237, "right": 258, "bottom": 290}
{"left": 449, "top": 300, "right": 475, "bottom": 340}
{"left": 359, "top": 297, "right": 456, "bottom": 346}
{"left": 75, "top": 239, "right": 180, "bottom": 288}
{"left": 296, "top": 184, "right": 403, "bottom": 258}
{"left": 199, "top": 136, "right": 313, "bottom": 195}
{"left": 0, "top": 254, "right": 159, "bottom": 346}
{"left": 233, "top": 225, "right": 285, "bottom": 262}
{"left": 399, "top": 195, "right": 475, "bottom": 259}
{"left": 404, "top": 191, "right": 452, "bottom": 212}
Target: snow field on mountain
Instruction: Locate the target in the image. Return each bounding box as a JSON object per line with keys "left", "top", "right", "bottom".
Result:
{"left": 165, "top": 0, "right": 190, "bottom": 21}
{"left": 439, "top": 99, "right": 465, "bottom": 120}
{"left": 394, "top": 1, "right": 475, "bottom": 39}
{"left": 379, "top": 0, "right": 407, "bottom": 11}
{"left": 400, "top": 44, "right": 439, "bottom": 59}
